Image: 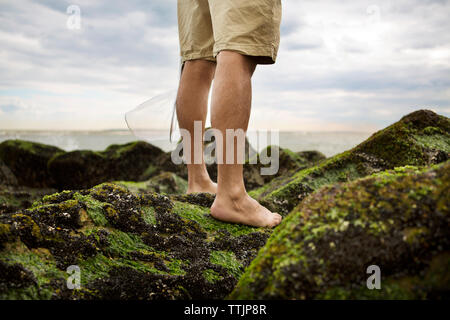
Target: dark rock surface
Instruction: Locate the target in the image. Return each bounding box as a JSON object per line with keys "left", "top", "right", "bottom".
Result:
{"left": 231, "top": 161, "right": 450, "bottom": 299}
{"left": 0, "top": 183, "right": 270, "bottom": 299}
{"left": 0, "top": 109, "right": 448, "bottom": 300}
{"left": 47, "top": 141, "right": 175, "bottom": 190}
{"left": 0, "top": 140, "right": 64, "bottom": 188}
{"left": 251, "top": 110, "right": 450, "bottom": 214}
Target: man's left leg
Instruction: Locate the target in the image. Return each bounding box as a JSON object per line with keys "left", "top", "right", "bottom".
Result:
{"left": 210, "top": 51, "right": 282, "bottom": 227}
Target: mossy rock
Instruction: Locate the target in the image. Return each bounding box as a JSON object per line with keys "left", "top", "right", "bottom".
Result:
{"left": 252, "top": 110, "right": 450, "bottom": 214}
{"left": 246, "top": 146, "right": 326, "bottom": 191}
{"left": 0, "top": 185, "right": 57, "bottom": 215}
{"left": 47, "top": 141, "right": 175, "bottom": 190}
{"left": 0, "top": 137, "right": 322, "bottom": 194}
{"left": 0, "top": 140, "right": 64, "bottom": 188}
{"left": 206, "top": 146, "right": 325, "bottom": 191}
{"left": 115, "top": 171, "right": 188, "bottom": 195}
{"left": 296, "top": 150, "right": 327, "bottom": 164}
{"left": 0, "top": 182, "right": 271, "bottom": 299}
{"left": 0, "top": 139, "right": 187, "bottom": 191}
{"left": 230, "top": 160, "right": 450, "bottom": 299}
{"left": 0, "top": 159, "right": 18, "bottom": 186}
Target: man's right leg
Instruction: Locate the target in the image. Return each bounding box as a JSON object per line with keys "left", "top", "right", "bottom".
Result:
{"left": 176, "top": 59, "right": 217, "bottom": 194}
{"left": 210, "top": 51, "right": 282, "bottom": 228}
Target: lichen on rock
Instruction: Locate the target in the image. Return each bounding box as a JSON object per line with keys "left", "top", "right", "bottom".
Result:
{"left": 0, "top": 182, "right": 271, "bottom": 299}
{"left": 115, "top": 171, "right": 188, "bottom": 195}
{"left": 230, "top": 160, "right": 450, "bottom": 299}
{"left": 0, "top": 109, "right": 448, "bottom": 300}
{"left": 251, "top": 110, "right": 450, "bottom": 214}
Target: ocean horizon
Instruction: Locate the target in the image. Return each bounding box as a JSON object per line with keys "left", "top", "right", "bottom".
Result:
{"left": 0, "top": 129, "right": 374, "bottom": 158}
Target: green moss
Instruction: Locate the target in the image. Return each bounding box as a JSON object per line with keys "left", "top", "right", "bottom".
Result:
{"left": 11, "top": 213, "right": 42, "bottom": 240}
{"left": 0, "top": 139, "right": 63, "bottom": 156}
{"left": 375, "top": 165, "right": 421, "bottom": 176}
{"left": 115, "top": 180, "right": 151, "bottom": 193}
{"left": 252, "top": 151, "right": 360, "bottom": 214}
{"left": 414, "top": 134, "right": 450, "bottom": 153}
{"left": 0, "top": 226, "right": 188, "bottom": 298}
{"left": 203, "top": 269, "right": 223, "bottom": 284}
{"left": 1, "top": 161, "right": 269, "bottom": 299}
{"left": 77, "top": 254, "right": 162, "bottom": 285}
{"left": 73, "top": 192, "right": 109, "bottom": 226}
{"left": 1, "top": 242, "right": 65, "bottom": 299}
{"left": 114, "top": 172, "right": 187, "bottom": 195}
{"left": 58, "top": 199, "right": 79, "bottom": 211}
{"left": 252, "top": 110, "right": 450, "bottom": 214}
{"left": 92, "top": 228, "right": 187, "bottom": 276}
{"left": 76, "top": 249, "right": 188, "bottom": 286}
{"left": 1, "top": 110, "right": 448, "bottom": 300}
{"left": 141, "top": 206, "right": 156, "bottom": 226}
{"left": 29, "top": 191, "right": 109, "bottom": 227}
{"left": 231, "top": 160, "right": 450, "bottom": 299}
{"left": 423, "top": 126, "right": 444, "bottom": 135}
{"left": 105, "top": 141, "right": 139, "bottom": 159}
{"left": 117, "top": 172, "right": 188, "bottom": 195}
{"left": 41, "top": 190, "right": 73, "bottom": 203}
{"left": 106, "top": 230, "right": 155, "bottom": 258}
{"left": 166, "top": 259, "right": 186, "bottom": 276}
{"left": 210, "top": 250, "right": 243, "bottom": 279}
{"left": 91, "top": 182, "right": 129, "bottom": 198}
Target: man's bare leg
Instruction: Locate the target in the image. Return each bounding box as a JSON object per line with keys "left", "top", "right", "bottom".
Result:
{"left": 210, "top": 51, "right": 282, "bottom": 228}
{"left": 176, "top": 59, "right": 217, "bottom": 194}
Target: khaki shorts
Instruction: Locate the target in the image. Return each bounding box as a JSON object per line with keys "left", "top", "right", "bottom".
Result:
{"left": 177, "top": 0, "right": 282, "bottom": 65}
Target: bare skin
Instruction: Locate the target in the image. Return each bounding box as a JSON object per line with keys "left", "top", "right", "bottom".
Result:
{"left": 176, "top": 51, "right": 282, "bottom": 228}
{"left": 176, "top": 59, "right": 217, "bottom": 194}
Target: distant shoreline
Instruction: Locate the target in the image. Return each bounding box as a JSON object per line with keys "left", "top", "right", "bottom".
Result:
{"left": 0, "top": 130, "right": 373, "bottom": 158}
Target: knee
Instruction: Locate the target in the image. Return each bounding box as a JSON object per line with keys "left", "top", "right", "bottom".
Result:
{"left": 183, "top": 59, "right": 216, "bottom": 82}
{"left": 216, "top": 50, "right": 257, "bottom": 77}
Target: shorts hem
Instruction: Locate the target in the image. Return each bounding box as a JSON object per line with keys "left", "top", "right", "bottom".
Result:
{"left": 180, "top": 51, "right": 216, "bottom": 64}
{"left": 213, "top": 43, "right": 278, "bottom": 65}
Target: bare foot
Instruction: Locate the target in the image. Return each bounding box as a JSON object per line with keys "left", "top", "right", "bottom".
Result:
{"left": 187, "top": 180, "right": 217, "bottom": 194}
{"left": 210, "top": 193, "right": 282, "bottom": 228}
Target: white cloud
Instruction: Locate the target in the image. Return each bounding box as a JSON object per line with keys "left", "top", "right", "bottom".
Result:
{"left": 0, "top": 0, "right": 449, "bottom": 131}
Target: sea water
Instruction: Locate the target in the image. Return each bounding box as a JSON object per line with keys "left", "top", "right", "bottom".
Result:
{"left": 0, "top": 130, "right": 373, "bottom": 158}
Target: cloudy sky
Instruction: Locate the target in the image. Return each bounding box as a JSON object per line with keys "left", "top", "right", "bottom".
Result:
{"left": 0, "top": 0, "right": 449, "bottom": 131}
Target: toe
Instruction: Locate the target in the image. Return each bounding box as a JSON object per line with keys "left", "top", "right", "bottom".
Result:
{"left": 268, "top": 212, "right": 282, "bottom": 228}
{"left": 275, "top": 213, "right": 282, "bottom": 224}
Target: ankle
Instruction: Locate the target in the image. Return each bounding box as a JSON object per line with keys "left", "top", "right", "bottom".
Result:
{"left": 187, "top": 166, "right": 212, "bottom": 184}
{"left": 188, "top": 175, "right": 214, "bottom": 187}
{"left": 216, "top": 185, "right": 247, "bottom": 202}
